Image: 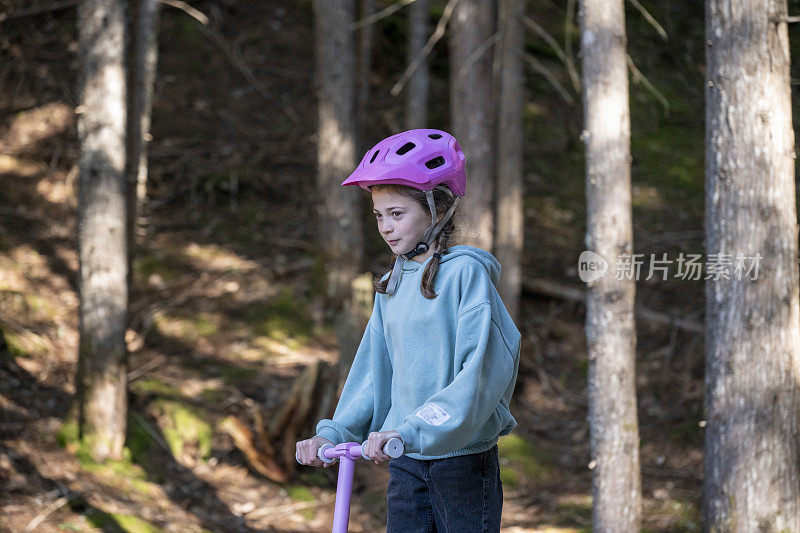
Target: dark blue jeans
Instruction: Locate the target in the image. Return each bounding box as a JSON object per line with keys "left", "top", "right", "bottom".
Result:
{"left": 386, "top": 445, "right": 502, "bottom": 532}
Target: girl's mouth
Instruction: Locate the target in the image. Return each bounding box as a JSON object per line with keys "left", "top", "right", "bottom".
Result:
{"left": 388, "top": 239, "right": 400, "bottom": 245}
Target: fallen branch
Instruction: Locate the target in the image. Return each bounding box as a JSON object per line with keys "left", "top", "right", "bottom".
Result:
{"left": 391, "top": 0, "right": 458, "bottom": 97}
{"left": 353, "top": 0, "right": 415, "bottom": 30}
{"left": 455, "top": 29, "right": 502, "bottom": 83}
{"left": 522, "top": 278, "right": 704, "bottom": 334}
{"left": 0, "top": 0, "right": 77, "bottom": 23}
{"left": 523, "top": 16, "right": 581, "bottom": 94}
{"left": 219, "top": 416, "right": 289, "bottom": 484}
{"left": 522, "top": 53, "right": 575, "bottom": 105}
{"left": 245, "top": 493, "right": 336, "bottom": 519}
{"left": 24, "top": 496, "right": 70, "bottom": 532}
{"left": 157, "top": 0, "right": 295, "bottom": 120}
{"left": 626, "top": 53, "right": 670, "bottom": 113}
{"left": 626, "top": 0, "right": 668, "bottom": 41}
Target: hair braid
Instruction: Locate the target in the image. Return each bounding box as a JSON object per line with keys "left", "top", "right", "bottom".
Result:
{"left": 372, "top": 185, "right": 460, "bottom": 297}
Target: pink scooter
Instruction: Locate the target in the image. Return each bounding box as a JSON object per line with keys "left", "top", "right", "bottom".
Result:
{"left": 296, "top": 438, "right": 404, "bottom": 533}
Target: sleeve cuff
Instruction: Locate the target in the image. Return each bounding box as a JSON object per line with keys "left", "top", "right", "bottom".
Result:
{"left": 315, "top": 427, "right": 342, "bottom": 445}
{"left": 396, "top": 422, "right": 420, "bottom": 454}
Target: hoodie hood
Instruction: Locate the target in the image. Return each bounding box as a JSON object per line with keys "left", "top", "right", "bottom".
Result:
{"left": 400, "top": 245, "right": 501, "bottom": 286}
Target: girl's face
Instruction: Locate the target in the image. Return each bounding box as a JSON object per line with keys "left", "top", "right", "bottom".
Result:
{"left": 371, "top": 188, "right": 439, "bottom": 261}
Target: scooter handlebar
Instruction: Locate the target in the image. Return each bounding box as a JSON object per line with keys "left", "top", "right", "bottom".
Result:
{"left": 296, "top": 437, "right": 404, "bottom": 465}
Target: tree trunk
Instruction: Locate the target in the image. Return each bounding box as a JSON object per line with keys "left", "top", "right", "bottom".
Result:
{"left": 313, "top": 0, "right": 363, "bottom": 312}
{"left": 704, "top": 1, "right": 800, "bottom": 530}
{"left": 404, "top": 0, "right": 430, "bottom": 129}
{"left": 356, "top": 0, "right": 375, "bottom": 147}
{"left": 494, "top": 0, "right": 523, "bottom": 322}
{"left": 125, "top": 0, "right": 160, "bottom": 261}
{"left": 76, "top": 0, "right": 129, "bottom": 463}
{"left": 313, "top": 0, "right": 367, "bottom": 435}
{"left": 449, "top": 0, "right": 496, "bottom": 251}
{"left": 579, "top": 0, "right": 641, "bottom": 530}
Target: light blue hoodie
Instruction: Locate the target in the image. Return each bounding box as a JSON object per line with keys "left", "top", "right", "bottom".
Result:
{"left": 315, "top": 245, "right": 521, "bottom": 460}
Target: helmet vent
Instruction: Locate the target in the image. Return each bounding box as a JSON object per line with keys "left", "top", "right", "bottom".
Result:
{"left": 369, "top": 150, "right": 380, "bottom": 164}
{"left": 425, "top": 156, "right": 446, "bottom": 169}
{"left": 396, "top": 142, "right": 416, "bottom": 155}
{"left": 428, "top": 133, "right": 443, "bottom": 139}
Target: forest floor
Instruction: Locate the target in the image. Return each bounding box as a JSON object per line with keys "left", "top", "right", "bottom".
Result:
{"left": 1, "top": 1, "right": 709, "bottom": 531}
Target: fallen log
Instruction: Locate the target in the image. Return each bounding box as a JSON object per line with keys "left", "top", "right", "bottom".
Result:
{"left": 522, "top": 278, "right": 704, "bottom": 334}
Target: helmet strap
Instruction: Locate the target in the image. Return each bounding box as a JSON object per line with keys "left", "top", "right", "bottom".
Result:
{"left": 386, "top": 191, "right": 460, "bottom": 295}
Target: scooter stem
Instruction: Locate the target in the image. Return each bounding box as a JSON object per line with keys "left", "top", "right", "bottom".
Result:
{"left": 332, "top": 451, "right": 356, "bottom": 533}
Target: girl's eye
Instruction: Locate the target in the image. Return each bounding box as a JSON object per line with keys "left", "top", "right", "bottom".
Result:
{"left": 392, "top": 211, "right": 402, "bottom": 217}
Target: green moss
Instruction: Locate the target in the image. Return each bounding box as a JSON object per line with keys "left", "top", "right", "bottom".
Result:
{"left": 4, "top": 331, "right": 31, "bottom": 358}
{"left": 134, "top": 252, "right": 184, "bottom": 282}
{"left": 129, "top": 378, "right": 182, "bottom": 398}
{"left": 199, "top": 386, "right": 227, "bottom": 404}
{"left": 287, "top": 484, "right": 314, "bottom": 501}
{"left": 154, "top": 311, "right": 219, "bottom": 344}
{"left": 246, "top": 286, "right": 313, "bottom": 348}
{"left": 85, "top": 509, "right": 165, "bottom": 533}
{"left": 499, "top": 464, "right": 521, "bottom": 489}
{"left": 631, "top": 125, "right": 705, "bottom": 205}
{"left": 150, "top": 399, "right": 212, "bottom": 461}
{"left": 287, "top": 485, "right": 316, "bottom": 520}
{"left": 555, "top": 498, "right": 593, "bottom": 530}
{"left": 498, "top": 434, "right": 555, "bottom": 486}
{"left": 219, "top": 364, "right": 259, "bottom": 384}
{"left": 75, "top": 445, "right": 156, "bottom": 499}
{"left": 56, "top": 418, "right": 79, "bottom": 448}
{"left": 126, "top": 413, "right": 157, "bottom": 467}
{"left": 296, "top": 469, "right": 331, "bottom": 488}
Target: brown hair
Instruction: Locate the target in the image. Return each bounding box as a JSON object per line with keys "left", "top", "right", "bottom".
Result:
{"left": 371, "top": 184, "right": 461, "bottom": 299}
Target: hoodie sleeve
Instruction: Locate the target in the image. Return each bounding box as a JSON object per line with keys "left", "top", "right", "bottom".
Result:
{"left": 315, "top": 299, "right": 392, "bottom": 445}
{"left": 395, "top": 263, "right": 519, "bottom": 455}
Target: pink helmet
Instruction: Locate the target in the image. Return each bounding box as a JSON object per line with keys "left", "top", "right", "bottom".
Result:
{"left": 341, "top": 128, "right": 466, "bottom": 197}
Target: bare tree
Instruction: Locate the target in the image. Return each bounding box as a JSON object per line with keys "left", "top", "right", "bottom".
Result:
{"left": 494, "top": 0, "right": 523, "bottom": 322}
{"left": 313, "top": 0, "right": 363, "bottom": 310}
{"left": 356, "top": 0, "right": 375, "bottom": 143}
{"left": 579, "top": 0, "right": 641, "bottom": 530}
{"left": 313, "top": 0, "right": 365, "bottom": 415}
{"left": 449, "top": 0, "right": 496, "bottom": 251}
{"left": 405, "top": 0, "right": 430, "bottom": 129}
{"left": 704, "top": 1, "right": 800, "bottom": 530}
{"left": 125, "top": 0, "right": 160, "bottom": 258}
{"left": 76, "top": 0, "right": 129, "bottom": 462}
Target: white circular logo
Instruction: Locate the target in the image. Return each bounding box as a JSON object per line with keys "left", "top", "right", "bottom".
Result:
{"left": 578, "top": 251, "right": 608, "bottom": 283}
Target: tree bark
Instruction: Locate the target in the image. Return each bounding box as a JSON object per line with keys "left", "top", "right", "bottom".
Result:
{"left": 356, "top": 0, "right": 375, "bottom": 146}
{"left": 76, "top": 0, "right": 129, "bottom": 462}
{"left": 494, "top": 0, "right": 524, "bottom": 322}
{"left": 125, "top": 0, "right": 160, "bottom": 260}
{"left": 313, "top": 0, "right": 363, "bottom": 313}
{"left": 404, "top": 0, "right": 430, "bottom": 129}
{"left": 449, "top": 0, "right": 496, "bottom": 251}
{"left": 704, "top": 1, "right": 800, "bottom": 530}
{"left": 579, "top": 0, "right": 641, "bottom": 530}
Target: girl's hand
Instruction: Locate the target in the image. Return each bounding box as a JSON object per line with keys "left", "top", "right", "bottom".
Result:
{"left": 363, "top": 430, "right": 402, "bottom": 465}
{"left": 296, "top": 436, "right": 335, "bottom": 468}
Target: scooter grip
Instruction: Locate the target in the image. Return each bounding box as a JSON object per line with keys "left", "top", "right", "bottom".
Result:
{"left": 361, "top": 437, "right": 404, "bottom": 460}
{"left": 295, "top": 443, "right": 336, "bottom": 464}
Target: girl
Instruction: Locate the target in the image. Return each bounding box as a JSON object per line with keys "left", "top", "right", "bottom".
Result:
{"left": 296, "top": 129, "right": 521, "bottom": 532}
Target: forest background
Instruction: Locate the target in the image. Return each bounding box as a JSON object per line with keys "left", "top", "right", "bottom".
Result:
{"left": 2, "top": 0, "right": 800, "bottom": 531}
